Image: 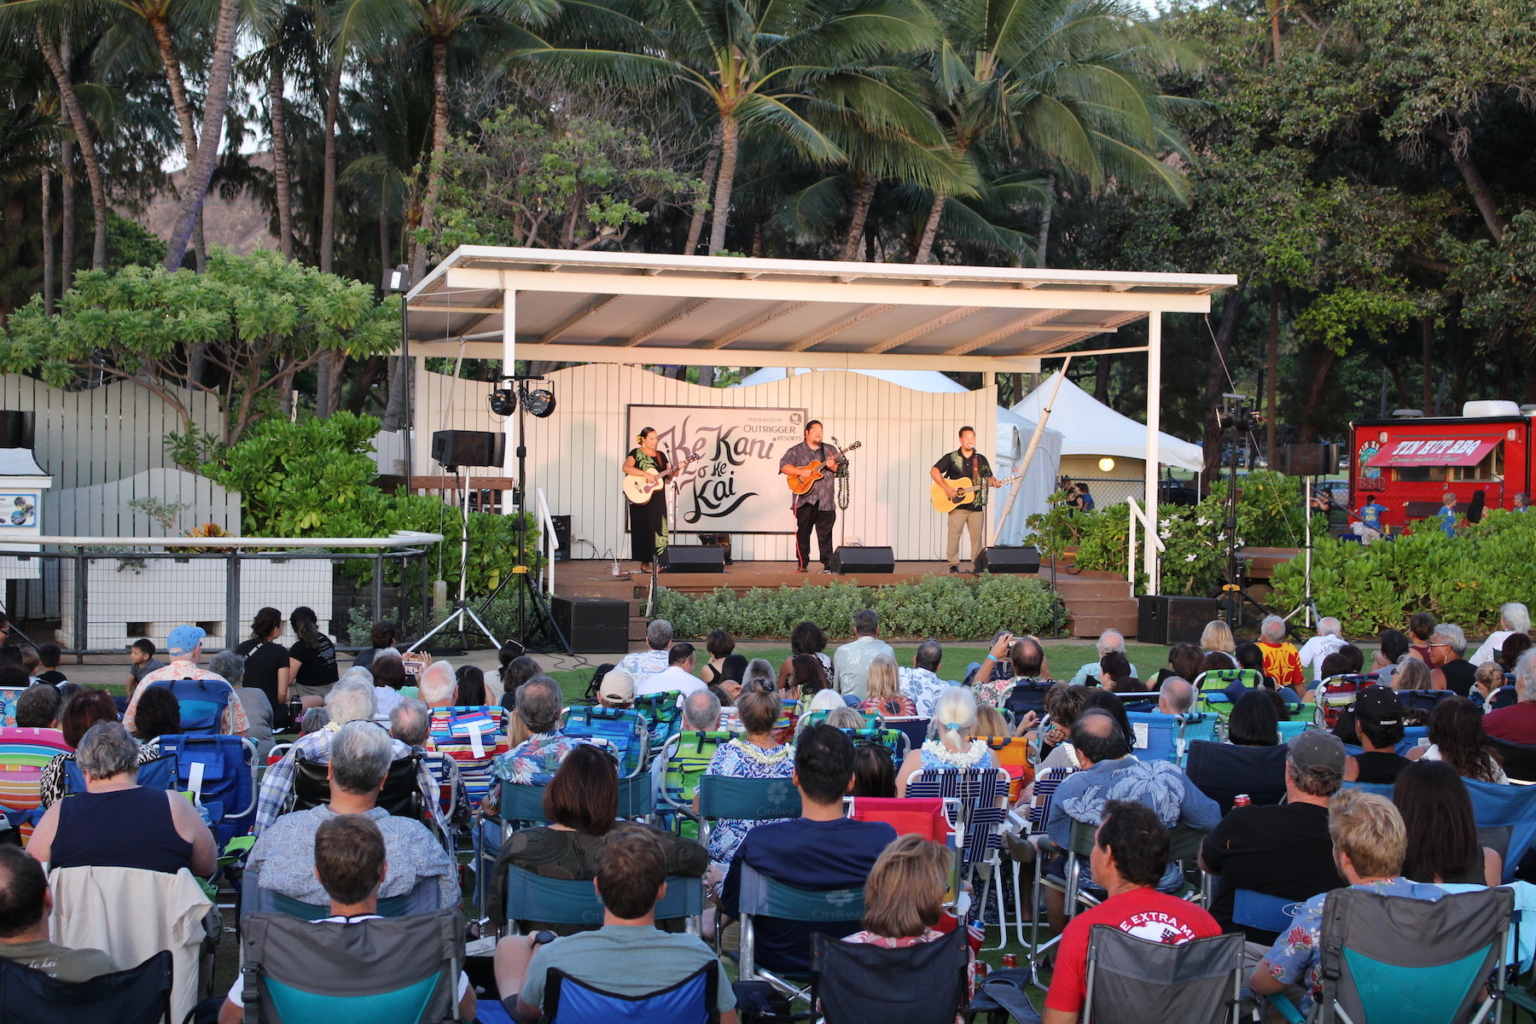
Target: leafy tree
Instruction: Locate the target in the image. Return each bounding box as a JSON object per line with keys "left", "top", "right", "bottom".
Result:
{"left": 0, "top": 249, "right": 400, "bottom": 442}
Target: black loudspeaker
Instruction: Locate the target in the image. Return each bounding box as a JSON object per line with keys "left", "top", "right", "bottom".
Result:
{"left": 0, "top": 411, "right": 35, "bottom": 449}
{"left": 661, "top": 546, "right": 726, "bottom": 573}
{"left": 550, "top": 515, "right": 571, "bottom": 561}
{"left": 975, "top": 546, "right": 1041, "bottom": 573}
{"left": 1280, "top": 443, "right": 1339, "bottom": 476}
{"left": 550, "top": 596, "right": 628, "bottom": 654}
{"left": 1137, "top": 595, "right": 1220, "bottom": 645}
{"left": 829, "top": 546, "right": 895, "bottom": 574}
{"left": 430, "top": 429, "right": 506, "bottom": 469}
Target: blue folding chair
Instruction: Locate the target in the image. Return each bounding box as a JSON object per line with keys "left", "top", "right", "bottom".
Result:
{"left": 884, "top": 717, "right": 930, "bottom": 755}
{"left": 544, "top": 963, "right": 716, "bottom": 1024}
{"left": 63, "top": 751, "right": 178, "bottom": 798}
{"left": 143, "top": 678, "right": 234, "bottom": 736}
{"left": 560, "top": 707, "right": 649, "bottom": 777}
{"left": 0, "top": 949, "right": 172, "bottom": 1024}
{"left": 157, "top": 734, "right": 257, "bottom": 847}
{"left": 736, "top": 862, "right": 865, "bottom": 1003}
{"left": 1127, "top": 713, "right": 1181, "bottom": 764}
{"left": 0, "top": 686, "right": 27, "bottom": 728}
{"left": 1398, "top": 689, "right": 1456, "bottom": 716}
{"left": 631, "top": 691, "right": 685, "bottom": 765}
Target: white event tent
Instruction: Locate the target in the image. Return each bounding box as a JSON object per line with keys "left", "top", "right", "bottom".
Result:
{"left": 1013, "top": 371, "right": 1204, "bottom": 473}
{"left": 735, "top": 366, "right": 1063, "bottom": 542}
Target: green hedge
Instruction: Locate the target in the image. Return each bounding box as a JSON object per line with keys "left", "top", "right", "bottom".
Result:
{"left": 652, "top": 574, "right": 1064, "bottom": 642}
{"left": 1270, "top": 509, "right": 1536, "bottom": 635}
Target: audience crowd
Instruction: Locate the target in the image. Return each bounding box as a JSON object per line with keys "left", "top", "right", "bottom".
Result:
{"left": 2, "top": 597, "right": 1536, "bottom": 1023}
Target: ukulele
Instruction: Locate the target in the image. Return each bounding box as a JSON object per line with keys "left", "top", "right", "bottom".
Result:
{"left": 929, "top": 474, "right": 1021, "bottom": 514}
{"left": 786, "top": 441, "right": 861, "bottom": 495}
{"left": 623, "top": 451, "right": 702, "bottom": 504}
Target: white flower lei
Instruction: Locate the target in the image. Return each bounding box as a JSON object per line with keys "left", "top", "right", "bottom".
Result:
{"left": 920, "top": 738, "right": 988, "bottom": 768}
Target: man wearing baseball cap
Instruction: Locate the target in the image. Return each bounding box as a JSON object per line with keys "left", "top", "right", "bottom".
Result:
{"left": 123, "top": 625, "right": 249, "bottom": 737}
{"left": 597, "top": 668, "right": 635, "bottom": 709}
{"left": 1199, "top": 730, "right": 1347, "bottom": 949}
{"left": 1344, "top": 686, "right": 1410, "bottom": 784}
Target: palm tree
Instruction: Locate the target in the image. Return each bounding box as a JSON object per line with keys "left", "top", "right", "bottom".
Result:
{"left": 911, "top": 0, "right": 1190, "bottom": 263}
{"left": 162, "top": 0, "right": 240, "bottom": 270}
{"left": 516, "top": 0, "right": 940, "bottom": 256}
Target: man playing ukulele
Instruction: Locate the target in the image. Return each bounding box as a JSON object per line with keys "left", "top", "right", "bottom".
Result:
{"left": 931, "top": 426, "right": 1000, "bottom": 574}
{"left": 780, "top": 420, "right": 843, "bottom": 573}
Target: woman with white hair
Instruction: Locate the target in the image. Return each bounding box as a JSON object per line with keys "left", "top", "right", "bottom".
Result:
{"left": 893, "top": 686, "right": 998, "bottom": 796}
{"left": 1470, "top": 603, "right": 1531, "bottom": 667}
{"left": 794, "top": 688, "right": 848, "bottom": 737}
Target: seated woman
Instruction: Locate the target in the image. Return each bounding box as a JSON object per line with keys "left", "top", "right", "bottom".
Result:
{"left": 700, "top": 688, "right": 795, "bottom": 868}
{"left": 1408, "top": 696, "right": 1508, "bottom": 784}
{"left": 130, "top": 685, "right": 183, "bottom": 754}
{"left": 39, "top": 690, "right": 160, "bottom": 808}
{"left": 777, "top": 621, "right": 832, "bottom": 690}
{"left": 895, "top": 687, "right": 999, "bottom": 796}
{"left": 29, "top": 721, "right": 216, "bottom": 877}
{"left": 843, "top": 834, "right": 977, "bottom": 1008}
{"left": 851, "top": 743, "right": 896, "bottom": 798}
{"left": 795, "top": 688, "right": 848, "bottom": 736}
{"left": 455, "top": 665, "right": 488, "bottom": 706}
{"left": 494, "top": 743, "right": 705, "bottom": 935}
{"left": 859, "top": 654, "right": 915, "bottom": 719}
{"left": 1226, "top": 690, "right": 1280, "bottom": 747}
{"left": 1393, "top": 759, "right": 1501, "bottom": 886}
{"left": 700, "top": 630, "right": 738, "bottom": 687}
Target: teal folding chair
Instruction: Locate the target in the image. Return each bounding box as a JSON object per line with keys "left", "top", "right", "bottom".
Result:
{"left": 736, "top": 862, "right": 865, "bottom": 1005}
{"left": 695, "top": 774, "right": 801, "bottom": 854}
{"left": 502, "top": 864, "right": 704, "bottom": 936}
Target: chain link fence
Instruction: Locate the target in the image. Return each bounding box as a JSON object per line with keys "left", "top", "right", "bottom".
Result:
{"left": 2, "top": 538, "right": 437, "bottom": 656}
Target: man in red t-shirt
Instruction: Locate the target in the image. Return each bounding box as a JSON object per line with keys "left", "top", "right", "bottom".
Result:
{"left": 1043, "top": 800, "right": 1221, "bottom": 1023}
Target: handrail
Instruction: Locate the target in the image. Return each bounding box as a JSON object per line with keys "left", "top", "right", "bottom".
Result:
{"left": 15, "top": 530, "right": 445, "bottom": 550}
{"left": 1126, "top": 497, "right": 1164, "bottom": 595}
{"left": 536, "top": 488, "right": 558, "bottom": 593}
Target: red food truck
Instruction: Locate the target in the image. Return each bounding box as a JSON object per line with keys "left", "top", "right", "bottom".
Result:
{"left": 1349, "top": 401, "right": 1535, "bottom": 534}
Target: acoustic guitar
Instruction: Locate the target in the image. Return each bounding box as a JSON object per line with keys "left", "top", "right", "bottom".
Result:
{"left": 623, "top": 451, "right": 702, "bottom": 504}
{"left": 786, "top": 441, "right": 862, "bottom": 495}
{"left": 929, "top": 474, "right": 1020, "bottom": 514}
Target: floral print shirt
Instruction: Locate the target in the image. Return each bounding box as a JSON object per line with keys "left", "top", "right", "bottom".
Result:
{"left": 490, "top": 732, "right": 588, "bottom": 787}
{"left": 703, "top": 738, "right": 795, "bottom": 865}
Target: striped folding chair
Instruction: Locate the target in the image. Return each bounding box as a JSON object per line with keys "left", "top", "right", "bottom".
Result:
{"left": 0, "top": 727, "right": 73, "bottom": 843}
{"left": 906, "top": 766, "right": 1011, "bottom": 949}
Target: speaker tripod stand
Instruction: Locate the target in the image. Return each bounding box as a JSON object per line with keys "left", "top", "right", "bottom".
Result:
{"left": 409, "top": 468, "right": 504, "bottom": 654}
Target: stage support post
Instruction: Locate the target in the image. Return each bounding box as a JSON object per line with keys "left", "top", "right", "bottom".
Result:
{"left": 1143, "top": 312, "right": 1162, "bottom": 594}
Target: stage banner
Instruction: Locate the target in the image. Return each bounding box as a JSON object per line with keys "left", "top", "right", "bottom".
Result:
{"left": 626, "top": 405, "right": 806, "bottom": 534}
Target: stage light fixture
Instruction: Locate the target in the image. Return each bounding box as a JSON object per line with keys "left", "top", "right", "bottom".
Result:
{"left": 489, "top": 387, "right": 517, "bottom": 417}
{"left": 521, "top": 386, "right": 556, "bottom": 418}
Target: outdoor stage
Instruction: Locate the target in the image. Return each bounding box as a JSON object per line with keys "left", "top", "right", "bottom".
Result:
{"left": 548, "top": 558, "right": 1137, "bottom": 643}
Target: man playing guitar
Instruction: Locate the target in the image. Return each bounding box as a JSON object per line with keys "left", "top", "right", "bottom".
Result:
{"left": 930, "top": 426, "right": 1000, "bottom": 574}
{"left": 779, "top": 420, "right": 843, "bottom": 573}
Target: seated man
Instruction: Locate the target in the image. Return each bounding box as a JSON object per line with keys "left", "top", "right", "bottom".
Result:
{"left": 490, "top": 675, "right": 586, "bottom": 787}
{"left": 617, "top": 619, "right": 673, "bottom": 681}
{"left": 639, "top": 643, "right": 707, "bottom": 699}
{"left": 495, "top": 825, "right": 736, "bottom": 1023}
{"left": 220, "top": 814, "right": 475, "bottom": 1024}
{"left": 1483, "top": 650, "right": 1536, "bottom": 744}
{"left": 720, "top": 724, "right": 898, "bottom": 973}
{"left": 1043, "top": 800, "right": 1222, "bottom": 1024}
{"left": 1199, "top": 731, "right": 1346, "bottom": 945}
{"left": 1250, "top": 789, "right": 1443, "bottom": 1016}
{"left": 598, "top": 669, "right": 636, "bottom": 709}
{"left": 245, "top": 721, "right": 459, "bottom": 909}
{"left": 254, "top": 677, "right": 442, "bottom": 836}
{"left": 392, "top": 697, "right": 468, "bottom": 825}
{"left": 13, "top": 686, "right": 62, "bottom": 732}
{"left": 899, "top": 640, "right": 957, "bottom": 718}
{"left": 1069, "top": 630, "right": 1138, "bottom": 687}
{"left": 1044, "top": 711, "right": 1221, "bottom": 930}
{"left": 1257, "top": 615, "right": 1304, "bottom": 698}
{"left": 123, "top": 625, "right": 249, "bottom": 737}
{"left": 0, "top": 846, "right": 118, "bottom": 982}
{"left": 1344, "top": 686, "right": 1411, "bottom": 783}
{"left": 1156, "top": 678, "right": 1196, "bottom": 716}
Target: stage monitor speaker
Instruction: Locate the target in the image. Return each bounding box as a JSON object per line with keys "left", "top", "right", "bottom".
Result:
{"left": 1280, "top": 443, "right": 1339, "bottom": 477}
{"left": 1137, "top": 595, "right": 1220, "bottom": 645}
{"left": 550, "top": 515, "right": 571, "bottom": 562}
{"left": 550, "top": 596, "right": 628, "bottom": 654}
{"left": 829, "top": 546, "right": 895, "bottom": 574}
{"left": 975, "top": 546, "right": 1041, "bottom": 574}
{"left": 661, "top": 546, "right": 726, "bottom": 573}
{"left": 430, "top": 429, "right": 506, "bottom": 469}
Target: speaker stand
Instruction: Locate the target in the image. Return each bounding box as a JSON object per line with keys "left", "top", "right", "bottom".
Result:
{"left": 410, "top": 469, "right": 504, "bottom": 653}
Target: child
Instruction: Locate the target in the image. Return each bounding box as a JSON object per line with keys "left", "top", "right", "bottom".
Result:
{"left": 124, "top": 638, "right": 165, "bottom": 697}
{"left": 1438, "top": 491, "right": 1458, "bottom": 538}
{"left": 35, "top": 643, "right": 68, "bottom": 685}
{"left": 20, "top": 647, "right": 41, "bottom": 685}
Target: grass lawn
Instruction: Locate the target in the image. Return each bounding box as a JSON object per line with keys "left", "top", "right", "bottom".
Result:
{"left": 540, "top": 641, "right": 1177, "bottom": 703}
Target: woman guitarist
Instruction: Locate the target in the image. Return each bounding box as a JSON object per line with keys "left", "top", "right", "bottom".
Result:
{"left": 623, "top": 427, "right": 677, "bottom": 573}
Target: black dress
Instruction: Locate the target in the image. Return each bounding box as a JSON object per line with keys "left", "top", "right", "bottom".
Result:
{"left": 628, "top": 447, "right": 669, "bottom": 564}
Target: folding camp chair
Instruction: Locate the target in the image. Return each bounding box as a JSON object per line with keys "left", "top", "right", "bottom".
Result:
{"left": 427, "top": 705, "right": 510, "bottom": 814}
{"left": 807, "top": 927, "right": 970, "bottom": 1024}
{"left": 1276, "top": 720, "right": 1310, "bottom": 743}
{"left": 1398, "top": 689, "right": 1456, "bottom": 717}
{"left": 1023, "top": 766, "right": 1077, "bottom": 952}
{"left": 1488, "top": 737, "right": 1536, "bottom": 784}
{"left": 240, "top": 863, "right": 441, "bottom": 921}
{"left": 1185, "top": 740, "right": 1289, "bottom": 815}
{"left": 1080, "top": 926, "right": 1245, "bottom": 1024}
{"left": 1127, "top": 713, "right": 1182, "bottom": 765}
{"left": 1276, "top": 886, "right": 1513, "bottom": 1024}
{"left": 156, "top": 734, "right": 258, "bottom": 848}
{"left": 632, "top": 690, "right": 685, "bottom": 763}
{"left": 837, "top": 727, "right": 908, "bottom": 765}
{"left": 848, "top": 796, "right": 952, "bottom": 842}
{"left": 62, "top": 751, "right": 178, "bottom": 798}
{"left": 1462, "top": 778, "right": 1536, "bottom": 882}
{"left": 499, "top": 864, "right": 705, "bottom": 937}
{"left": 906, "top": 767, "right": 1012, "bottom": 950}
{"left": 290, "top": 752, "right": 424, "bottom": 820}
{"left": 1059, "top": 820, "right": 1210, "bottom": 924}
{"left": 1004, "top": 679, "right": 1055, "bottom": 722}
{"left": 1192, "top": 669, "right": 1264, "bottom": 719}
{"left": 560, "top": 706, "right": 649, "bottom": 777}
{"left": 1312, "top": 674, "right": 1373, "bottom": 730}
{"left": 695, "top": 774, "right": 801, "bottom": 855}
{"left": 0, "top": 686, "right": 27, "bottom": 728}
{"left": 143, "top": 678, "right": 234, "bottom": 736}
{"left": 799, "top": 709, "right": 882, "bottom": 732}
{"left": 0, "top": 950, "right": 173, "bottom": 1024}
{"left": 736, "top": 862, "right": 865, "bottom": 1004}
{"left": 974, "top": 735, "right": 1033, "bottom": 800}
{"left": 1488, "top": 686, "right": 1519, "bottom": 711}
{"left": 0, "top": 728, "right": 73, "bottom": 830}
{"left": 239, "top": 908, "right": 464, "bottom": 1023}
{"left": 655, "top": 730, "right": 732, "bottom": 839}
{"left": 544, "top": 963, "right": 717, "bottom": 1024}
{"left": 884, "top": 717, "right": 930, "bottom": 756}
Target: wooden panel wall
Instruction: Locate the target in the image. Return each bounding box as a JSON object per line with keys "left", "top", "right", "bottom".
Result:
{"left": 407, "top": 364, "right": 996, "bottom": 562}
